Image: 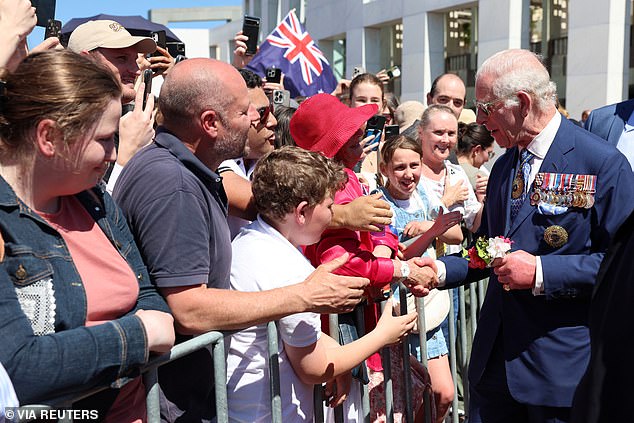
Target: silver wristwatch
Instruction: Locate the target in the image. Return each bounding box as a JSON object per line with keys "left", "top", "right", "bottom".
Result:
{"left": 398, "top": 261, "right": 410, "bottom": 283}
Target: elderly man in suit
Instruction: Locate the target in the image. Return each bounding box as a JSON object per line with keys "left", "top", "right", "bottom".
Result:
{"left": 437, "top": 49, "right": 634, "bottom": 423}
{"left": 584, "top": 99, "right": 634, "bottom": 169}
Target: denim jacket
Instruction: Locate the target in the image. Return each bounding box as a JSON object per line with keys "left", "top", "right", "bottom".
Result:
{"left": 0, "top": 177, "right": 170, "bottom": 405}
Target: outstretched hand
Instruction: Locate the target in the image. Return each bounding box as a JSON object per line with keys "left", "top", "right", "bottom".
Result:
{"left": 118, "top": 81, "right": 156, "bottom": 166}
{"left": 374, "top": 297, "right": 417, "bottom": 345}
{"left": 301, "top": 253, "right": 369, "bottom": 314}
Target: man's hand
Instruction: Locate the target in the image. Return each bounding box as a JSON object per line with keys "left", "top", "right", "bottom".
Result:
{"left": 0, "top": 0, "right": 36, "bottom": 71}
{"left": 118, "top": 82, "right": 156, "bottom": 166}
{"left": 300, "top": 253, "right": 369, "bottom": 314}
{"left": 492, "top": 250, "right": 537, "bottom": 290}
{"left": 148, "top": 46, "right": 175, "bottom": 76}
{"left": 331, "top": 192, "right": 393, "bottom": 232}
{"left": 403, "top": 257, "right": 438, "bottom": 297}
{"left": 233, "top": 30, "right": 255, "bottom": 68}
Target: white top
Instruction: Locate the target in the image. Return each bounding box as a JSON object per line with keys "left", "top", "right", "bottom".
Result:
{"left": 218, "top": 158, "right": 256, "bottom": 239}
{"left": 419, "top": 160, "right": 481, "bottom": 254}
{"left": 227, "top": 216, "right": 321, "bottom": 423}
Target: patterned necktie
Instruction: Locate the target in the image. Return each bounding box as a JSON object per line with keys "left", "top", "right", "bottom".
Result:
{"left": 510, "top": 149, "right": 534, "bottom": 221}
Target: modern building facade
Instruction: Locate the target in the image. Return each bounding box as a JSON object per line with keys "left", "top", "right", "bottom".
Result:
{"left": 153, "top": 0, "right": 632, "bottom": 119}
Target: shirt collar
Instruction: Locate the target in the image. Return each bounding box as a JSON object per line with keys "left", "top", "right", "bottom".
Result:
{"left": 625, "top": 109, "right": 634, "bottom": 132}
{"left": 524, "top": 112, "right": 561, "bottom": 159}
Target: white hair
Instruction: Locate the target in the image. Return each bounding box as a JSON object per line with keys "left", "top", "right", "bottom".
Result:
{"left": 476, "top": 49, "right": 557, "bottom": 111}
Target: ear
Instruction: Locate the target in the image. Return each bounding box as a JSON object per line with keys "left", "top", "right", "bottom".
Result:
{"left": 34, "top": 119, "right": 61, "bottom": 158}
{"left": 517, "top": 91, "right": 532, "bottom": 118}
{"left": 426, "top": 92, "right": 433, "bottom": 106}
{"left": 294, "top": 201, "right": 310, "bottom": 225}
{"left": 379, "top": 161, "right": 388, "bottom": 176}
{"left": 200, "top": 109, "right": 220, "bottom": 138}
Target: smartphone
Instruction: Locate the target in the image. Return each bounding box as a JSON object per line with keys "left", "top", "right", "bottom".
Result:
{"left": 364, "top": 115, "right": 387, "bottom": 151}
{"left": 266, "top": 67, "right": 282, "bottom": 84}
{"left": 44, "top": 19, "right": 62, "bottom": 41}
{"left": 387, "top": 65, "right": 401, "bottom": 79}
{"left": 385, "top": 124, "right": 400, "bottom": 139}
{"left": 242, "top": 15, "right": 260, "bottom": 56}
{"left": 272, "top": 89, "right": 291, "bottom": 108}
{"left": 31, "top": 0, "right": 56, "bottom": 27}
{"left": 352, "top": 66, "right": 365, "bottom": 79}
{"left": 166, "top": 42, "right": 186, "bottom": 58}
{"left": 141, "top": 69, "right": 153, "bottom": 111}
{"left": 150, "top": 30, "right": 166, "bottom": 57}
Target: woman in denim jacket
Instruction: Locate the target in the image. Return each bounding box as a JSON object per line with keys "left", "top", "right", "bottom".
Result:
{"left": 0, "top": 50, "right": 175, "bottom": 421}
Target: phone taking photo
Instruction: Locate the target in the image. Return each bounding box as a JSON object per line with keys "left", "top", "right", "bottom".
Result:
{"left": 266, "top": 67, "right": 282, "bottom": 84}
{"left": 44, "top": 19, "right": 62, "bottom": 41}
{"left": 141, "top": 69, "right": 153, "bottom": 111}
{"left": 364, "top": 115, "right": 387, "bottom": 152}
{"left": 150, "top": 30, "right": 166, "bottom": 57}
{"left": 242, "top": 15, "right": 260, "bottom": 56}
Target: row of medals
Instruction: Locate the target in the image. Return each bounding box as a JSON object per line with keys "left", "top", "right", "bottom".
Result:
{"left": 528, "top": 173, "right": 596, "bottom": 209}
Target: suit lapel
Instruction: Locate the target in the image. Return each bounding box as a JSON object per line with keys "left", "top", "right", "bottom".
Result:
{"left": 609, "top": 100, "right": 634, "bottom": 146}
{"left": 508, "top": 120, "right": 574, "bottom": 238}
{"left": 492, "top": 148, "right": 518, "bottom": 236}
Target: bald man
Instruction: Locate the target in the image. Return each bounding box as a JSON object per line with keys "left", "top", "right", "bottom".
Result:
{"left": 113, "top": 58, "right": 369, "bottom": 422}
{"left": 427, "top": 73, "right": 467, "bottom": 118}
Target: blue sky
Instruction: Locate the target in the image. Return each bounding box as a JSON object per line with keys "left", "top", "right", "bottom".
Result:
{"left": 28, "top": 0, "right": 241, "bottom": 47}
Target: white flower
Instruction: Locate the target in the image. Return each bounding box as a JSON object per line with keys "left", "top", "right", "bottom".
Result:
{"left": 486, "top": 237, "right": 512, "bottom": 259}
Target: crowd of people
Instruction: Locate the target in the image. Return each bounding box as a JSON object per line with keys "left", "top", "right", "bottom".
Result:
{"left": 0, "top": 2, "right": 633, "bottom": 423}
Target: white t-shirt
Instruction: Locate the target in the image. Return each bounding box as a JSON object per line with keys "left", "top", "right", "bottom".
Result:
{"left": 419, "top": 161, "right": 481, "bottom": 254}
{"left": 218, "top": 158, "right": 256, "bottom": 240}
{"left": 227, "top": 216, "right": 321, "bottom": 422}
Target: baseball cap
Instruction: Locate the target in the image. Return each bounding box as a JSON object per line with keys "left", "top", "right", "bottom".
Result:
{"left": 394, "top": 101, "right": 425, "bottom": 132}
{"left": 68, "top": 20, "right": 156, "bottom": 54}
{"left": 290, "top": 93, "right": 378, "bottom": 159}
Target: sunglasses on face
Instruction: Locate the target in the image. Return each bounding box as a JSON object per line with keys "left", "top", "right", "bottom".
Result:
{"left": 256, "top": 104, "right": 273, "bottom": 125}
{"left": 474, "top": 94, "right": 517, "bottom": 116}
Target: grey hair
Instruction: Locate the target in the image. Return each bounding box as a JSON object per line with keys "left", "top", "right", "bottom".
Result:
{"left": 476, "top": 49, "right": 557, "bottom": 111}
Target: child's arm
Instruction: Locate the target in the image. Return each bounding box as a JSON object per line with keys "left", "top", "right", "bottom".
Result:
{"left": 402, "top": 209, "right": 463, "bottom": 259}
{"left": 284, "top": 298, "right": 416, "bottom": 385}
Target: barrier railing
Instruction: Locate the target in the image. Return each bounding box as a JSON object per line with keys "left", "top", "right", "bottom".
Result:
{"left": 20, "top": 280, "right": 486, "bottom": 423}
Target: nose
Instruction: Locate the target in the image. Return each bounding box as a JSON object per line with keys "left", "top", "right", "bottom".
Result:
{"left": 476, "top": 109, "right": 487, "bottom": 125}
{"left": 267, "top": 110, "right": 278, "bottom": 129}
{"left": 247, "top": 103, "right": 259, "bottom": 124}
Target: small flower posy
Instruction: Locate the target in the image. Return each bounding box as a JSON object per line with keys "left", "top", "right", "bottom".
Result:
{"left": 463, "top": 235, "right": 513, "bottom": 290}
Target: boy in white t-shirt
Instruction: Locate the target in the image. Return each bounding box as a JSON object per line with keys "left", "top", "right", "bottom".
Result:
{"left": 227, "top": 147, "right": 417, "bottom": 422}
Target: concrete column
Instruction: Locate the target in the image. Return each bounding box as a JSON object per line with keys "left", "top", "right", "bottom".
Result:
{"left": 364, "top": 27, "right": 382, "bottom": 73}
{"left": 566, "top": 0, "right": 630, "bottom": 117}
{"left": 346, "top": 27, "right": 365, "bottom": 78}
{"left": 400, "top": 11, "right": 443, "bottom": 102}
{"left": 477, "top": 0, "right": 527, "bottom": 67}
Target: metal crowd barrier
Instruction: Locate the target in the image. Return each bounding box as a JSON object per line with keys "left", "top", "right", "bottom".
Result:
{"left": 20, "top": 280, "right": 486, "bottom": 423}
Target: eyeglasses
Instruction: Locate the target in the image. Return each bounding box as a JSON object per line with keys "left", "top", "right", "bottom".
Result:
{"left": 256, "top": 104, "right": 273, "bottom": 125}
{"left": 435, "top": 96, "right": 465, "bottom": 108}
{"left": 474, "top": 95, "right": 515, "bottom": 116}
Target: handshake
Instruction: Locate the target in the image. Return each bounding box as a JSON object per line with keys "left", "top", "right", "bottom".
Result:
{"left": 396, "top": 257, "right": 439, "bottom": 297}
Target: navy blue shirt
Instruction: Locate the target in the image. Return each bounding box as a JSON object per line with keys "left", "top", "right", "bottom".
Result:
{"left": 114, "top": 127, "right": 231, "bottom": 291}
{"left": 113, "top": 127, "right": 232, "bottom": 422}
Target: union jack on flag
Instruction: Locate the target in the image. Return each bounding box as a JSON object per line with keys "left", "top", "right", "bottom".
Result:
{"left": 246, "top": 10, "right": 337, "bottom": 98}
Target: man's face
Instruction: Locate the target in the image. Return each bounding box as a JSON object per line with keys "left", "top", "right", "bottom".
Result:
{"left": 475, "top": 73, "right": 522, "bottom": 149}
{"left": 427, "top": 75, "right": 466, "bottom": 118}
{"left": 246, "top": 87, "right": 277, "bottom": 160}
{"left": 92, "top": 46, "right": 141, "bottom": 103}
{"left": 217, "top": 78, "right": 259, "bottom": 161}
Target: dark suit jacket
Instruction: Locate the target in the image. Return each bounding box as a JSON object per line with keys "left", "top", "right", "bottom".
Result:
{"left": 570, "top": 210, "right": 634, "bottom": 422}
{"left": 584, "top": 98, "right": 634, "bottom": 146}
{"left": 441, "top": 116, "right": 634, "bottom": 407}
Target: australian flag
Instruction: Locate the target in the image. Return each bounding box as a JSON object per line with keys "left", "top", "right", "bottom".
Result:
{"left": 246, "top": 10, "right": 338, "bottom": 98}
